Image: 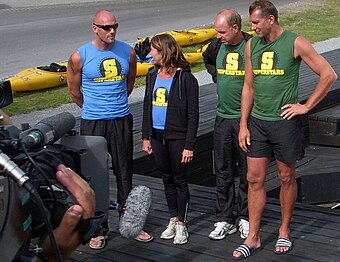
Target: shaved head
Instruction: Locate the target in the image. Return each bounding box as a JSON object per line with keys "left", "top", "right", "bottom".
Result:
{"left": 93, "top": 9, "right": 116, "bottom": 25}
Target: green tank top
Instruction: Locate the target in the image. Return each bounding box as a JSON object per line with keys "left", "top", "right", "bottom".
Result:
{"left": 216, "top": 38, "right": 247, "bottom": 119}
{"left": 250, "top": 30, "right": 301, "bottom": 121}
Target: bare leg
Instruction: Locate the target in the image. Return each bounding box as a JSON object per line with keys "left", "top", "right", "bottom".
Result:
{"left": 232, "top": 157, "right": 270, "bottom": 258}
{"left": 276, "top": 160, "right": 297, "bottom": 253}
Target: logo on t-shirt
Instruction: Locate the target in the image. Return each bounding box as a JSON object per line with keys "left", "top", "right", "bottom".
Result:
{"left": 93, "top": 58, "right": 126, "bottom": 82}
{"left": 254, "top": 51, "right": 284, "bottom": 75}
{"left": 217, "top": 52, "right": 245, "bottom": 76}
{"left": 152, "top": 87, "right": 168, "bottom": 107}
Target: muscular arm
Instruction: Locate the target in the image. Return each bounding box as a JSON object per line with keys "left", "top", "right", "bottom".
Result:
{"left": 127, "top": 47, "right": 137, "bottom": 96}
{"left": 239, "top": 39, "right": 254, "bottom": 152}
{"left": 281, "top": 36, "right": 337, "bottom": 119}
{"left": 67, "top": 51, "right": 84, "bottom": 108}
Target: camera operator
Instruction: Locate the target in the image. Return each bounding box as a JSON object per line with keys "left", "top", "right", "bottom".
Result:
{"left": 0, "top": 109, "right": 96, "bottom": 260}
{"left": 0, "top": 81, "right": 101, "bottom": 261}
{"left": 41, "top": 164, "right": 95, "bottom": 261}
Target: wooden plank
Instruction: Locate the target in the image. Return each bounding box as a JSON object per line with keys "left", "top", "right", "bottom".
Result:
{"left": 70, "top": 169, "right": 340, "bottom": 262}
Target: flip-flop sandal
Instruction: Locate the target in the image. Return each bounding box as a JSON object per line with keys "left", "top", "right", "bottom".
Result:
{"left": 89, "top": 235, "right": 108, "bottom": 250}
{"left": 275, "top": 237, "right": 293, "bottom": 254}
{"left": 134, "top": 230, "right": 154, "bottom": 243}
{"left": 232, "top": 243, "right": 261, "bottom": 260}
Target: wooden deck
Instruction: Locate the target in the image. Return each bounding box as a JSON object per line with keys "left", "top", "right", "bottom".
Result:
{"left": 69, "top": 161, "right": 340, "bottom": 261}
{"left": 68, "top": 48, "right": 340, "bottom": 261}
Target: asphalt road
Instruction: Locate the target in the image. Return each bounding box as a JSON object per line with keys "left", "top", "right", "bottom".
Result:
{"left": 0, "top": 0, "right": 298, "bottom": 79}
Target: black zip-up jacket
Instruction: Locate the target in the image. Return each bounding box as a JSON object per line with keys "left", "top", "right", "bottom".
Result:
{"left": 202, "top": 32, "right": 253, "bottom": 83}
{"left": 142, "top": 65, "right": 199, "bottom": 150}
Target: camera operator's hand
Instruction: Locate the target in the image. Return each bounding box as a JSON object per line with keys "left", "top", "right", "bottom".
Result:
{"left": 42, "top": 164, "right": 95, "bottom": 261}
{"left": 0, "top": 109, "right": 13, "bottom": 125}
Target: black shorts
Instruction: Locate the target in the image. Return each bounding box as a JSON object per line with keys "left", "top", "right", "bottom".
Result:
{"left": 247, "top": 116, "right": 305, "bottom": 163}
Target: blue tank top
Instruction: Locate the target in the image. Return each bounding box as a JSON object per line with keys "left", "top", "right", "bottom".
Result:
{"left": 152, "top": 74, "right": 174, "bottom": 130}
{"left": 78, "top": 40, "right": 131, "bottom": 120}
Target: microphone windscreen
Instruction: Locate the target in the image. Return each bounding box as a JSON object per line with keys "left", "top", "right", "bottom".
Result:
{"left": 38, "top": 112, "right": 76, "bottom": 140}
{"left": 119, "top": 185, "right": 152, "bottom": 238}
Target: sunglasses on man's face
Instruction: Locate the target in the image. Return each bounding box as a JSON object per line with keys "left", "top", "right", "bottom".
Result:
{"left": 93, "top": 23, "right": 119, "bottom": 31}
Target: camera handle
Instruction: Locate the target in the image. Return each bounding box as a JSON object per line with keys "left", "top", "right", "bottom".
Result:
{"left": 0, "top": 149, "right": 29, "bottom": 187}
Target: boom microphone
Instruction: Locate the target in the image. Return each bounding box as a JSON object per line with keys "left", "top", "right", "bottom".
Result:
{"left": 20, "top": 112, "right": 76, "bottom": 148}
{"left": 119, "top": 185, "right": 152, "bottom": 238}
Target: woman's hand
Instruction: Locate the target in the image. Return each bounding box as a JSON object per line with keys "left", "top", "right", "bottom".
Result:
{"left": 181, "top": 149, "right": 193, "bottom": 163}
{"left": 142, "top": 139, "right": 153, "bottom": 155}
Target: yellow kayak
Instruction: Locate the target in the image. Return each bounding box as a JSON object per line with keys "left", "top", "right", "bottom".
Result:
{"left": 8, "top": 62, "right": 67, "bottom": 92}
{"left": 8, "top": 52, "right": 203, "bottom": 91}
{"left": 196, "top": 30, "right": 256, "bottom": 52}
{"left": 138, "top": 28, "right": 217, "bottom": 46}
{"left": 137, "top": 52, "right": 203, "bottom": 76}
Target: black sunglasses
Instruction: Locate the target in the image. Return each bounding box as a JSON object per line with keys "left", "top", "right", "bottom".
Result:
{"left": 93, "top": 23, "right": 119, "bottom": 31}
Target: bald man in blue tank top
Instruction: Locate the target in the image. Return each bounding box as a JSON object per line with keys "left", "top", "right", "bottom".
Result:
{"left": 67, "top": 9, "right": 153, "bottom": 249}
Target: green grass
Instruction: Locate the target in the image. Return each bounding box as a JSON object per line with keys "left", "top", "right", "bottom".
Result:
{"left": 6, "top": 87, "right": 73, "bottom": 115}
{"left": 4, "top": 0, "right": 339, "bottom": 116}
{"left": 242, "top": 0, "right": 340, "bottom": 43}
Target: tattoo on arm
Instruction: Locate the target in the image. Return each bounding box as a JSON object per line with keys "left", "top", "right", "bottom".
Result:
{"left": 68, "top": 58, "right": 75, "bottom": 72}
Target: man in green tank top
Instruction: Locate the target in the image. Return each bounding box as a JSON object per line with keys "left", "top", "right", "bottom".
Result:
{"left": 233, "top": 1, "right": 337, "bottom": 260}
{"left": 203, "top": 9, "right": 252, "bottom": 241}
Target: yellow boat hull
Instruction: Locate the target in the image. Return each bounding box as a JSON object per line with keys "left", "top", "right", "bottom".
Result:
{"left": 196, "top": 30, "right": 256, "bottom": 52}
{"left": 137, "top": 52, "right": 203, "bottom": 76}
{"left": 138, "top": 28, "right": 217, "bottom": 46}
{"left": 8, "top": 62, "right": 68, "bottom": 92}
{"left": 8, "top": 52, "right": 203, "bottom": 91}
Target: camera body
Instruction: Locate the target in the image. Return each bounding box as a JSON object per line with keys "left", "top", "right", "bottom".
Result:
{"left": 0, "top": 169, "right": 31, "bottom": 261}
{"left": 0, "top": 80, "right": 110, "bottom": 260}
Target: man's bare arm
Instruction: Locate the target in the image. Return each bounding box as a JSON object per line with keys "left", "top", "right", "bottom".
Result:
{"left": 127, "top": 47, "right": 137, "bottom": 96}
{"left": 67, "top": 51, "right": 84, "bottom": 108}
{"left": 239, "top": 39, "right": 254, "bottom": 152}
{"left": 281, "top": 36, "right": 337, "bottom": 120}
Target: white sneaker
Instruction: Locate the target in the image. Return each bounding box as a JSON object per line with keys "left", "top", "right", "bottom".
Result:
{"left": 208, "top": 221, "right": 237, "bottom": 240}
{"left": 160, "top": 219, "right": 177, "bottom": 239}
{"left": 238, "top": 219, "right": 249, "bottom": 239}
{"left": 173, "top": 223, "right": 189, "bottom": 245}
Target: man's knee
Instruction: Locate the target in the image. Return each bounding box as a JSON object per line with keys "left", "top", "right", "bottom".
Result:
{"left": 247, "top": 171, "right": 266, "bottom": 190}
{"left": 277, "top": 162, "right": 296, "bottom": 185}
{"left": 278, "top": 172, "right": 296, "bottom": 185}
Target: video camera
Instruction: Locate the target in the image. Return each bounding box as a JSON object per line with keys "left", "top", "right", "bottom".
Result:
{"left": 0, "top": 80, "right": 110, "bottom": 261}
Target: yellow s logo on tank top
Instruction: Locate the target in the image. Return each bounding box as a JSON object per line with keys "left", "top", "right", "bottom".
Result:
{"left": 226, "top": 52, "right": 240, "bottom": 70}
{"left": 152, "top": 87, "right": 168, "bottom": 107}
{"left": 217, "top": 52, "right": 245, "bottom": 76}
{"left": 253, "top": 51, "right": 285, "bottom": 75}
{"left": 94, "top": 58, "right": 126, "bottom": 82}
{"left": 260, "top": 51, "right": 274, "bottom": 69}
{"left": 103, "top": 59, "right": 119, "bottom": 77}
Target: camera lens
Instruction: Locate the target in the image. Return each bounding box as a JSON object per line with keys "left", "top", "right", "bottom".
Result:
{"left": 0, "top": 80, "right": 13, "bottom": 109}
